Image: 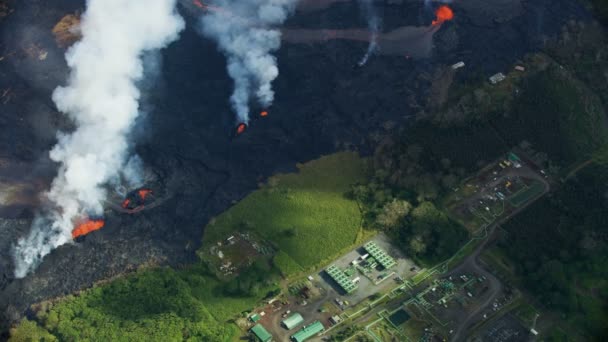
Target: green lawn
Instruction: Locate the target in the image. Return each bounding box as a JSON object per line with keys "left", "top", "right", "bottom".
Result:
{"left": 508, "top": 181, "right": 545, "bottom": 207}
{"left": 204, "top": 152, "right": 369, "bottom": 270}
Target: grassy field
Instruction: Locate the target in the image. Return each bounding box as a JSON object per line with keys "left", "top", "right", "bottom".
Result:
{"left": 507, "top": 180, "right": 545, "bottom": 207}
{"left": 203, "top": 152, "right": 370, "bottom": 271}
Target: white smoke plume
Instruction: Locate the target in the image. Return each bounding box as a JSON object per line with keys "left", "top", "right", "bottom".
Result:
{"left": 12, "top": 0, "right": 184, "bottom": 278}
{"left": 199, "top": 0, "right": 298, "bottom": 124}
{"left": 357, "top": 0, "right": 381, "bottom": 66}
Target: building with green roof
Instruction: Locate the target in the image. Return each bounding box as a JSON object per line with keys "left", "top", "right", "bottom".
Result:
{"left": 325, "top": 265, "right": 358, "bottom": 293}
{"left": 250, "top": 313, "right": 262, "bottom": 323}
{"left": 291, "top": 321, "right": 324, "bottom": 342}
{"left": 251, "top": 324, "right": 272, "bottom": 342}
{"left": 364, "top": 241, "right": 396, "bottom": 269}
{"left": 282, "top": 312, "right": 305, "bottom": 330}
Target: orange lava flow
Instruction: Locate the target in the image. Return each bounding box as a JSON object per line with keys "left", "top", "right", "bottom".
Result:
{"left": 72, "top": 219, "right": 105, "bottom": 239}
{"left": 260, "top": 110, "right": 268, "bottom": 117}
{"left": 138, "top": 189, "right": 152, "bottom": 201}
{"left": 236, "top": 123, "right": 247, "bottom": 135}
{"left": 121, "top": 198, "right": 130, "bottom": 208}
{"left": 432, "top": 5, "right": 454, "bottom": 25}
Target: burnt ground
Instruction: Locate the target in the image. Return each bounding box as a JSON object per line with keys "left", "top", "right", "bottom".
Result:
{"left": 0, "top": 0, "right": 590, "bottom": 334}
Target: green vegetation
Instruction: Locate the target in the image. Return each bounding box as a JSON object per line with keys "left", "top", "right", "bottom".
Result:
{"left": 10, "top": 266, "right": 237, "bottom": 342}
{"left": 9, "top": 319, "right": 57, "bottom": 342}
{"left": 507, "top": 180, "right": 545, "bottom": 207}
{"left": 491, "top": 66, "right": 608, "bottom": 169}
{"left": 273, "top": 250, "right": 303, "bottom": 276}
{"left": 513, "top": 301, "right": 539, "bottom": 326}
{"left": 498, "top": 165, "right": 608, "bottom": 339}
{"left": 205, "top": 152, "right": 369, "bottom": 269}
{"left": 10, "top": 153, "right": 369, "bottom": 341}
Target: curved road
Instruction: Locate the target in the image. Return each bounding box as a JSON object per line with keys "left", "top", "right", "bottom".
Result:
{"left": 449, "top": 170, "right": 549, "bottom": 342}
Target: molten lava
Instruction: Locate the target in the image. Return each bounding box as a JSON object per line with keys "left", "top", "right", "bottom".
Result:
{"left": 236, "top": 123, "right": 247, "bottom": 135}
{"left": 260, "top": 110, "right": 268, "bottom": 117}
{"left": 138, "top": 189, "right": 152, "bottom": 201}
{"left": 72, "top": 219, "right": 105, "bottom": 239}
{"left": 121, "top": 198, "right": 130, "bottom": 208}
{"left": 432, "top": 5, "right": 454, "bottom": 26}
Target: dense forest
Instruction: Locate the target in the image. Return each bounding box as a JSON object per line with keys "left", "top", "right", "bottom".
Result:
{"left": 348, "top": 136, "right": 471, "bottom": 266}
{"left": 10, "top": 267, "right": 235, "bottom": 341}
{"left": 500, "top": 165, "right": 608, "bottom": 338}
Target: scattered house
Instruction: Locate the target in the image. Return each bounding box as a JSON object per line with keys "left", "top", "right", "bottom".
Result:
{"left": 330, "top": 315, "right": 342, "bottom": 325}
{"left": 251, "top": 324, "right": 272, "bottom": 342}
{"left": 291, "top": 321, "right": 325, "bottom": 342}
{"left": 451, "top": 61, "right": 465, "bottom": 70}
{"left": 282, "top": 312, "right": 305, "bottom": 330}
{"left": 307, "top": 275, "right": 314, "bottom": 281}
{"left": 489, "top": 72, "right": 506, "bottom": 84}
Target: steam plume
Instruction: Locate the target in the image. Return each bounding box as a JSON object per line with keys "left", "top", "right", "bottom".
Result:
{"left": 357, "top": 0, "right": 381, "bottom": 66}
{"left": 12, "top": 0, "right": 184, "bottom": 278}
{"left": 199, "top": 0, "right": 298, "bottom": 123}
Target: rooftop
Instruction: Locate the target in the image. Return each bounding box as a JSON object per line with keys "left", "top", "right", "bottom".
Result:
{"left": 251, "top": 324, "right": 272, "bottom": 342}
{"left": 291, "top": 321, "right": 325, "bottom": 342}
{"left": 326, "top": 264, "right": 358, "bottom": 293}
{"left": 282, "top": 312, "right": 304, "bottom": 330}
{"left": 363, "top": 241, "right": 396, "bottom": 269}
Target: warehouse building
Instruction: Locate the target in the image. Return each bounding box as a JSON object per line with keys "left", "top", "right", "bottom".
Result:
{"left": 325, "top": 264, "right": 358, "bottom": 293}
{"left": 291, "top": 321, "right": 325, "bottom": 342}
{"left": 251, "top": 324, "right": 272, "bottom": 342}
{"left": 363, "top": 241, "right": 396, "bottom": 269}
{"left": 282, "top": 312, "right": 304, "bottom": 330}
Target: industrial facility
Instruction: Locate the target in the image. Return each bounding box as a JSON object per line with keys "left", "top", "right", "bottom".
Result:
{"left": 363, "top": 241, "right": 396, "bottom": 269}
{"left": 325, "top": 264, "right": 358, "bottom": 293}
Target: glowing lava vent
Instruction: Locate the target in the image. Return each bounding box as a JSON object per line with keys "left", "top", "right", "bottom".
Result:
{"left": 138, "top": 189, "right": 153, "bottom": 201}
{"left": 236, "top": 123, "right": 247, "bottom": 135}
{"left": 260, "top": 110, "right": 269, "bottom": 117}
{"left": 121, "top": 188, "right": 154, "bottom": 211}
{"left": 432, "top": 5, "right": 454, "bottom": 26}
{"left": 72, "top": 218, "right": 105, "bottom": 239}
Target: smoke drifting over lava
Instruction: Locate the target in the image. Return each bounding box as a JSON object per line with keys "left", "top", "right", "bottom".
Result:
{"left": 198, "top": 0, "right": 298, "bottom": 124}
{"left": 12, "top": 0, "right": 184, "bottom": 278}
{"left": 357, "top": 0, "right": 381, "bottom": 66}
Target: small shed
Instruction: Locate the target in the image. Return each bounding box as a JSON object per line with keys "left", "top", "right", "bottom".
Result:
{"left": 282, "top": 312, "right": 304, "bottom": 330}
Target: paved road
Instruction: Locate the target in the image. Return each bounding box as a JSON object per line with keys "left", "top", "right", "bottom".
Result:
{"left": 449, "top": 172, "right": 550, "bottom": 342}
{"left": 447, "top": 227, "right": 503, "bottom": 342}
{"left": 324, "top": 163, "right": 551, "bottom": 342}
